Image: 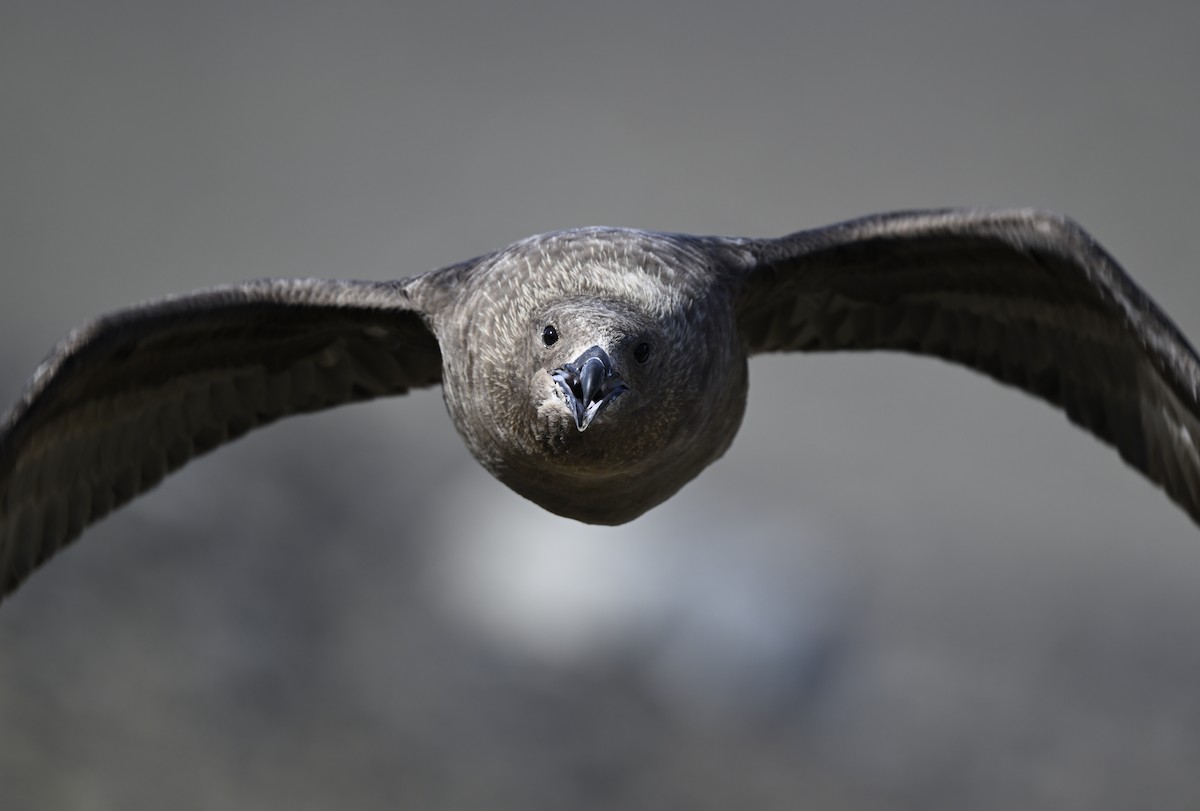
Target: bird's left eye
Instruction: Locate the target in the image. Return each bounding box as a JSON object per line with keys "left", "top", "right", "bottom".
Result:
{"left": 634, "top": 342, "right": 651, "bottom": 363}
{"left": 542, "top": 325, "right": 559, "bottom": 346}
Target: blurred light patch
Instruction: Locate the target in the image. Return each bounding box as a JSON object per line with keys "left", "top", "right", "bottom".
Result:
{"left": 431, "top": 465, "right": 854, "bottom": 722}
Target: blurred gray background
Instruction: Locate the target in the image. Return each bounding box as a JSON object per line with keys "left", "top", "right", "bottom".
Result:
{"left": 3, "top": 1, "right": 1200, "bottom": 808}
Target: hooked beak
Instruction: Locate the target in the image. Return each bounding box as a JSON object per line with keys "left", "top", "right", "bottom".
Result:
{"left": 549, "top": 345, "right": 629, "bottom": 431}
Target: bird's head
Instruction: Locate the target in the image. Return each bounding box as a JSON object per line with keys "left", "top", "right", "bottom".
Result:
{"left": 534, "top": 298, "right": 658, "bottom": 440}
{"left": 434, "top": 228, "right": 749, "bottom": 525}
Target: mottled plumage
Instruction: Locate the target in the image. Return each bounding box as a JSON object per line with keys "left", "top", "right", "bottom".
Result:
{"left": 2, "top": 209, "right": 1198, "bottom": 598}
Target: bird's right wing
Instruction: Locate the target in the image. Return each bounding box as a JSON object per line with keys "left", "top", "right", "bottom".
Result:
{"left": 0, "top": 278, "right": 442, "bottom": 598}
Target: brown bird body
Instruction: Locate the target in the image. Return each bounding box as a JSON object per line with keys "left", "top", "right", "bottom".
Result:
{"left": 2, "top": 209, "right": 1199, "bottom": 598}
{"left": 412, "top": 227, "right": 749, "bottom": 524}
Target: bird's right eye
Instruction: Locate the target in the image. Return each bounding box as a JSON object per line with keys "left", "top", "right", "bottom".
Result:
{"left": 542, "top": 325, "right": 559, "bottom": 346}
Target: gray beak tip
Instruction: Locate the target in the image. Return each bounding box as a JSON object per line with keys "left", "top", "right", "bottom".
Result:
{"left": 550, "top": 346, "right": 629, "bottom": 432}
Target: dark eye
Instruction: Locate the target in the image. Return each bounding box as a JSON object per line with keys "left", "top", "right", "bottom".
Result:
{"left": 634, "top": 342, "right": 650, "bottom": 363}
{"left": 542, "top": 325, "right": 559, "bottom": 346}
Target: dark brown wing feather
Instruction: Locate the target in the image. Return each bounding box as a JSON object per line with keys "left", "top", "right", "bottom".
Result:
{"left": 726, "top": 208, "right": 1200, "bottom": 525}
{"left": 0, "top": 278, "right": 442, "bottom": 597}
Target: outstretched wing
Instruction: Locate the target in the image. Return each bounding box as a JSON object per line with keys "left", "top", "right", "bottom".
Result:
{"left": 726, "top": 208, "right": 1200, "bottom": 525}
{"left": 0, "top": 278, "right": 442, "bottom": 597}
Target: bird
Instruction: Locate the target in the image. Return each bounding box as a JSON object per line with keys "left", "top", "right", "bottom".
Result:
{"left": 2, "top": 208, "right": 1199, "bottom": 599}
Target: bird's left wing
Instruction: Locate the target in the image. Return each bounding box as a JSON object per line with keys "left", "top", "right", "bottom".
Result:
{"left": 0, "top": 278, "right": 442, "bottom": 597}
{"left": 720, "top": 208, "right": 1200, "bottom": 526}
